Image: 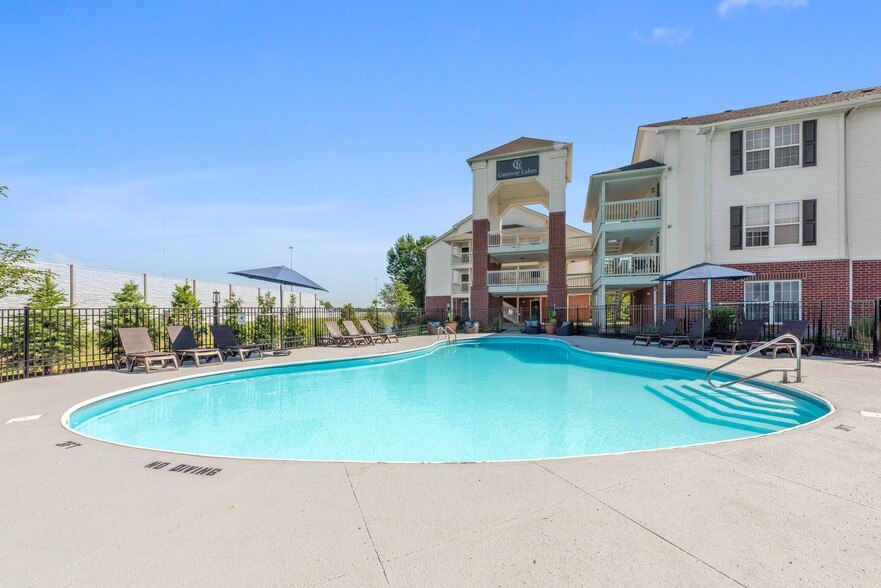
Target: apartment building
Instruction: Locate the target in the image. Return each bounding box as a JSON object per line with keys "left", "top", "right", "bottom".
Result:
{"left": 585, "top": 86, "right": 881, "bottom": 317}
{"left": 424, "top": 138, "right": 592, "bottom": 327}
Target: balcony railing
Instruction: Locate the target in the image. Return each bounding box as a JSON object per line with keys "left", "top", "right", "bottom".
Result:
{"left": 487, "top": 268, "right": 548, "bottom": 288}
{"left": 451, "top": 282, "right": 470, "bottom": 295}
{"left": 488, "top": 227, "right": 549, "bottom": 250}
{"left": 566, "top": 236, "right": 590, "bottom": 252}
{"left": 566, "top": 273, "right": 592, "bottom": 288}
{"left": 451, "top": 253, "right": 471, "bottom": 265}
{"left": 604, "top": 253, "right": 661, "bottom": 277}
{"left": 602, "top": 197, "right": 661, "bottom": 224}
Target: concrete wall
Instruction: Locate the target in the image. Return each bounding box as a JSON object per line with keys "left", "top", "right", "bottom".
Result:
{"left": 0, "top": 261, "right": 319, "bottom": 309}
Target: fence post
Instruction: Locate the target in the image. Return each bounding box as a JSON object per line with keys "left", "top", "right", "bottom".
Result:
{"left": 22, "top": 306, "right": 30, "bottom": 379}
{"left": 873, "top": 298, "right": 880, "bottom": 362}
{"left": 817, "top": 300, "right": 824, "bottom": 352}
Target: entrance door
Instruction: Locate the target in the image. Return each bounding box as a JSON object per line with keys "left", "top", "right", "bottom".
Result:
{"left": 460, "top": 300, "right": 470, "bottom": 319}
{"left": 530, "top": 300, "right": 540, "bottom": 321}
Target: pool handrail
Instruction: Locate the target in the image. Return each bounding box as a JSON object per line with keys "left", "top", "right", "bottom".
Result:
{"left": 436, "top": 325, "right": 458, "bottom": 344}
{"left": 707, "top": 334, "right": 802, "bottom": 388}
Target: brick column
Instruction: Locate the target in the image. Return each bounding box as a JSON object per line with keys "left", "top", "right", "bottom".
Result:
{"left": 547, "top": 212, "right": 568, "bottom": 321}
{"left": 470, "top": 218, "right": 491, "bottom": 324}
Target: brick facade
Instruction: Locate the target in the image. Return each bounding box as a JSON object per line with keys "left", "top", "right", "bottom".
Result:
{"left": 424, "top": 295, "right": 449, "bottom": 321}
{"left": 853, "top": 260, "right": 881, "bottom": 301}
{"left": 546, "top": 211, "right": 568, "bottom": 321}
{"left": 469, "top": 218, "right": 491, "bottom": 324}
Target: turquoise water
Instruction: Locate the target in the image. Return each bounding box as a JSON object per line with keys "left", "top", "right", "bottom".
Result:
{"left": 68, "top": 338, "right": 829, "bottom": 462}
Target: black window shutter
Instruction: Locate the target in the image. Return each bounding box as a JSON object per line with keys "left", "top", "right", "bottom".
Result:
{"left": 803, "top": 120, "right": 817, "bottom": 167}
{"left": 730, "top": 206, "right": 743, "bottom": 250}
{"left": 803, "top": 199, "right": 817, "bottom": 245}
{"left": 730, "top": 131, "right": 743, "bottom": 175}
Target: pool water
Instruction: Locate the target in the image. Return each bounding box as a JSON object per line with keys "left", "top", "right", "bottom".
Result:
{"left": 67, "top": 338, "right": 829, "bottom": 462}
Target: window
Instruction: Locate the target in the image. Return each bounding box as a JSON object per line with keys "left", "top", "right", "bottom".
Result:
{"left": 460, "top": 273, "right": 469, "bottom": 283}
{"left": 774, "top": 202, "right": 800, "bottom": 245}
{"left": 745, "top": 205, "right": 770, "bottom": 247}
{"left": 744, "top": 202, "right": 800, "bottom": 247}
{"left": 745, "top": 128, "right": 770, "bottom": 171}
{"left": 744, "top": 280, "right": 801, "bottom": 323}
{"left": 744, "top": 124, "right": 801, "bottom": 171}
{"left": 774, "top": 124, "right": 800, "bottom": 167}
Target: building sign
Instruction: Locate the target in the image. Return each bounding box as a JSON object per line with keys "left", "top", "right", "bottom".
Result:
{"left": 496, "top": 156, "right": 539, "bottom": 181}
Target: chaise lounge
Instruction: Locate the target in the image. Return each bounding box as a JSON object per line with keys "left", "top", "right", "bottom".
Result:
{"left": 658, "top": 316, "right": 712, "bottom": 349}
{"left": 708, "top": 319, "right": 766, "bottom": 354}
{"left": 359, "top": 319, "right": 398, "bottom": 343}
{"left": 325, "top": 321, "right": 368, "bottom": 346}
{"left": 748, "top": 319, "right": 816, "bottom": 358}
{"left": 633, "top": 318, "right": 681, "bottom": 346}
{"left": 209, "top": 325, "right": 263, "bottom": 361}
{"left": 167, "top": 325, "right": 224, "bottom": 366}
{"left": 343, "top": 320, "right": 381, "bottom": 344}
{"left": 118, "top": 327, "right": 179, "bottom": 373}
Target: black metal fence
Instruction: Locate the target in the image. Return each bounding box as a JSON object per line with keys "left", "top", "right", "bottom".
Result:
{"left": 3, "top": 299, "right": 879, "bottom": 383}
{"left": 526, "top": 300, "right": 881, "bottom": 361}
{"left": 0, "top": 305, "right": 429, "bottom": 382}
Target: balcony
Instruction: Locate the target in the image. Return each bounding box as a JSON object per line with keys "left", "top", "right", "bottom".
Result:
{"left": 566, "top": 236, "right": 591, "bottom": 257}
{"left": 487, "top": 268, "right": 548, "bottom": 295}
{"left": 601, "top": 197, "right": 661, "bottom": 234}
{"left": 488, "top": 227, "right": 549, "bottom": 261}
{"left": 451, "top": 252, "right": 471, "bottom": 266}
{"left": 566, "top": 272, "right": 592, "bottom": 291}
{"left": 603, "top": 253, "right": 661, "bottom": 278}
{"left": 451, "top": 282, "right": 470, "bottom": 296}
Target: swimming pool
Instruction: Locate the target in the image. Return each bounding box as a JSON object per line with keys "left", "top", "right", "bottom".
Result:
{"left": 65, "top": 337, "right": 830, "bottom": 462}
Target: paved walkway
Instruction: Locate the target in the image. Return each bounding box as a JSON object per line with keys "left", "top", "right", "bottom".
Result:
{"left": 2, "top": 335, "right": 879, "bottom": 587}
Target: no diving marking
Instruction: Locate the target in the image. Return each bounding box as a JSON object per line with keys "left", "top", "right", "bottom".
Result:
{"left": 145, "top": 461, "right": 222, "bottom": 476}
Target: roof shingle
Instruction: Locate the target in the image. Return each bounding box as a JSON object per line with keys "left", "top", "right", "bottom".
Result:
{"left": 643, "top": 86, "right": 881, "bottom": 128}
{"left": 467, "top": 136, "right": 569, "bottom": 162}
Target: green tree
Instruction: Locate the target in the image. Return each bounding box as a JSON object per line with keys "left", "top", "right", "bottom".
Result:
{"left": 97, "top": 281, "right": 158, "bottom": 353}
{"left": 386, "top": 234, "right": 435, "bottom": 306}
{"left": 169, "top": 281, "right": 205, "bottom": 336}
{"left": 222, "top": 289, "right": 246, "bottom": 343}
{"left": 379, "top": 280, "right": 415, "bottom": 311}
{"left": 282, "top": 293, "right": 310, "bottom": 347}
{"left": 364, "top": 298, "right": 386, "bottom": 333}
{"left": 251, "top": 291, "right": 278, "bottom": 348}
{"left": 3, "top": 274, "right": 81, "bottom": 376}
{"left": 0, "top": 186, "right": 46, "bottom": 300}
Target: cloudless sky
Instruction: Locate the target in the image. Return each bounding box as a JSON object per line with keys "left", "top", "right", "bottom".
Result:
{"left": 2, "top": 0, "right": 879, "bottom": 306}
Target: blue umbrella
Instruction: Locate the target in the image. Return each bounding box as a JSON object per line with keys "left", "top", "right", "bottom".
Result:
{"left": 655, "top": 262, "right": 754, "bottom": 282}
{"left": 230, "top": 265, "right": 328, "bottom": 302}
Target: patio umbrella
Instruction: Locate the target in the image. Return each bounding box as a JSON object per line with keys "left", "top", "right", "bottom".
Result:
{"left": 655, "top": 262, "right": 754, "bottom": 283}
{"left": 230, "top": 265, "right": 328, "bottom": 304}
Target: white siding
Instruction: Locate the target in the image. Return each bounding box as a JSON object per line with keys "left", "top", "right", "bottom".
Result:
{"left": 674, "top": 129, "right": 707, "bottom": 268}
{"left": 846, "top": 104, "right": 881, "bottom": 260}
{"left": 425, "top": 240, "right": 453, "bottom": 297}
{"left": 709, "top": 115, "right": 844, "bottom": 264}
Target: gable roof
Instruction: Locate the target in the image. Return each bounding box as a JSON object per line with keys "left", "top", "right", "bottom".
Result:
{"left": 643, "top": 86, "right": 881, "bottom": 128}
{"left": 467, "top": 136, "right": 569, "bottom": 162}
{"left": 594, "top": 159, "right": 665, "bottom": 176}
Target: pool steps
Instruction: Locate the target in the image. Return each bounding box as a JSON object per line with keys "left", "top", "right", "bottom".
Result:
{"left": 644, "top": 379, "right": 823, "bottom": 434}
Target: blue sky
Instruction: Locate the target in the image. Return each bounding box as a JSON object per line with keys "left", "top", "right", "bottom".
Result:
{"left": 2, "top": 0, "right": 879, "bottom": 306}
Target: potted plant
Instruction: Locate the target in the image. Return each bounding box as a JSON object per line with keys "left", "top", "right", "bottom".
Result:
{"left": 445, "top": 309, "right": 458, "bottom": 333}
{"left": 545, "top": 307, "right": 558, "bottom": 335}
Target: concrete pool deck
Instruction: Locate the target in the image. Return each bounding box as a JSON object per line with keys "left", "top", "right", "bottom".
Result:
{"left": 2, "top": 334, "right": 879, "bottom": 587}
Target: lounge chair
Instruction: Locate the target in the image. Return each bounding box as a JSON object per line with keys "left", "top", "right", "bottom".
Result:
{"left": 555, "top": 321, "right": 574, "bottom": 336}
{"left": 522, "top": 320, "right": 541, "bottom": 334}
{"left": 209, "top": 325, "right": 263, "bottom": 361}
{"left": 167, "top": 325, "right": 224, "bottom": 366}
{"left": 359, "top": 319, "right": 398, "bottom": 343}
{"left": 708, "top": 320, "right": 765, "bottom": 354}
{"left": 325, "top": 321, "right": 368, "bottom": 346}
{"left": 118, "top": 327, "right": 179, "bottom": 373}
{"left": 748, "top": 320, "right": 816, "bottom": 358}
{"left": 633, "top": 318, "right": 681, "bottom": 346}
{"left": 427, "top": 321, "right": 442, "bottom": 336}
{"left": 343, "top": 320, "right": 380, "bottom": 344}
{"left": 463, "top": 321, "right": 479, "bottom": 334}
{"left": 658, "top": 316, "right": 712, "bottom": 349}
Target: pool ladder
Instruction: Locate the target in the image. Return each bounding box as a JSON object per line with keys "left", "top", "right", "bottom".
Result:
{"left": 437, "top": 325, "right": 458, "bottom": 345}
{"left": 706, "top": 334, "right": 802, "bottom": 389}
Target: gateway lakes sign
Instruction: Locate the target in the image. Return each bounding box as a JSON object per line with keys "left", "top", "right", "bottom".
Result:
{"left": 496, "top": 155, "right": 539, "bottom": 181}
